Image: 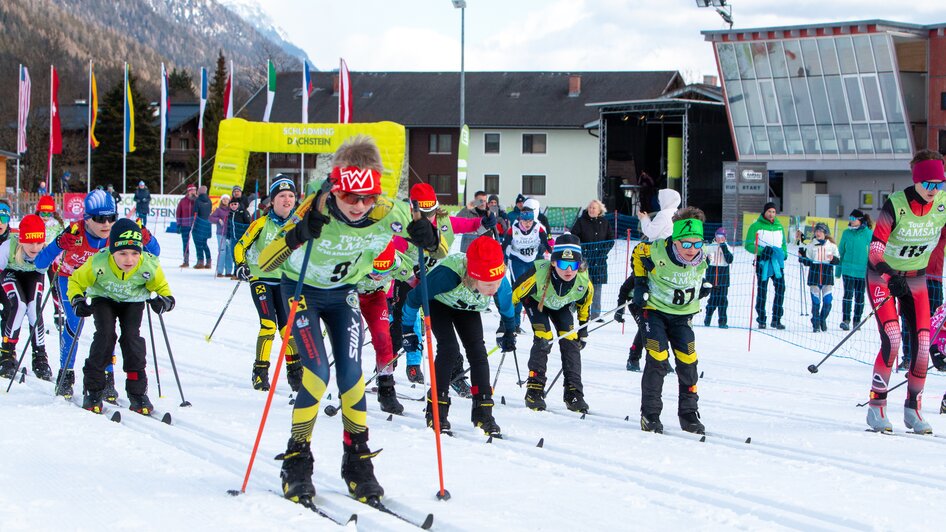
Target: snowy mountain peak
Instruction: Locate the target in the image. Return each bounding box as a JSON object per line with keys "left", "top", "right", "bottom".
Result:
{"left": 219, "top": 0, "right": 309, "bottom": 62}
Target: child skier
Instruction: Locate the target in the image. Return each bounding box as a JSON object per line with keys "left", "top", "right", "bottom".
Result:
{"left": 401, "top": 236, "right": 516, "bottom": 437}
{"left": 36, "top": 195, "right": 66, "bottom": 325}
{"left": 233, "top": 176, "right": 302, "bottom": 393}
{"left": 0, "top": 215, "right": 51, "bottom": 380}
{"left": 837, "top": 210, "right": 872, "bottom": 330}
{"left": 513, "top": 234, "right": 593, "bottom": 413}
{"left": 34, "top": 190, "right": 161, "bottom": 400}
{"left": 67, "top": 219, "right": 174, "bottom": 415}
{"left": 632, "top": 207, "right": 711, "bottom": 434}
{"left": 799, "top": 222, "right": 840, "bottom": 332}
{"left": 258, "top": 135, "right": 439, "bottom": 504}
{"left": 865, "top": 149, "right": 946, "bottom": 434}
{"left": 502, "top": 198, "right": 552, "bottom": 332}
{"left": 703, "top": 227, "right": 733, "bottom": 328}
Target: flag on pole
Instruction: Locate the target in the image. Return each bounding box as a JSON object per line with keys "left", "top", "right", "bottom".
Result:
{"left": 160, "top": 63, "right": 170, "bottom": 154}
{"left": 338, "top": 58, "right": 352, "bottom": 124}
{"left": 17, "top": 65, "right": 30, "bottom": 154}
{"left": 50, "top": 66, "right": 62, "bottom": 156}
{"left": 124, "top": 64, "right": 136, "bottom": 153}
{"left": 223, "top": 60, "right": 234, "bottom": 119}
{"left": 199, "top": 67, "right": 208, "bottom": 158}
{"left": 302, "top": 59, "right": 313, "bottom": 123}
{"left": 90, "top": 64, "right": 100, "bottom": 149}
{"left": 263, "top": 59, "right": 276, "bottom": 122}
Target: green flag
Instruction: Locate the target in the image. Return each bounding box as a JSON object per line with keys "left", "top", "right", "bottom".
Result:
{"left": 457, "top": 124, "right": 469, "bottom": 205}
{"left": 262, "top": 60, "right": 276, "bottom": 122}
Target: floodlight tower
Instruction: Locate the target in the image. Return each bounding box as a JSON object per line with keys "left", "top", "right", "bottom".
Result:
{"left": 695, "top": 0, "right": 733, "bottom": 29}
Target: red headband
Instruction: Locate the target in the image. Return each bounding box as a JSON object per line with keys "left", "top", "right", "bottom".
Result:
{"left": 330, "top": 166, "right": 382, "bottom": 195}
{"left": 912, "top": 159, "right": 945, "bottom": 184}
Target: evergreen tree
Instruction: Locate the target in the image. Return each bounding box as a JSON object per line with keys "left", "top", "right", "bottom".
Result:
{"left": 203, "top": 51, "right": 227, "bottom": 167}
{"left": 91, "top": 73, "right": 159, "bottom": 194}
{"left": 168, "top": 67, "right": 196, "bottom": 100}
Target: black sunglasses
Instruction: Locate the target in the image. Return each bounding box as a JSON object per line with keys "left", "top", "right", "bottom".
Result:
{"left": 90, "top": 214, "right": 117, "bottom": 224}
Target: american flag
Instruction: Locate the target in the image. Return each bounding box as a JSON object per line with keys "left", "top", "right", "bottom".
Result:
{"left": 17, "top": 65, "right": 30, "bottom": 154}
{"left": 338, "top": 58, "right": 352, "bottom": 124}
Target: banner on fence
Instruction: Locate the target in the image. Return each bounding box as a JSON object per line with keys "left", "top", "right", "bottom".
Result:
{"left": 63, "top": 193, "right": 86, "bottom": 222}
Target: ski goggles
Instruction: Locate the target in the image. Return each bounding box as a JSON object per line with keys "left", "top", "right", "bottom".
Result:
{"left": 921, "top": 181, "right": 946, "bottom": 191}
{"left": 0, "top": 213, "right": 9, "bottom": 224}
{"left": 39, "top": 211, "right": 53, "bottom": 218}
{"left": 679, "top": 241, "right": 704, "bottom": 249}
{"left": 519, "top": 211, "right": 535, "bottom": 221}
{"left": 336, "top": 190, "right": 379, "bottom": 207}
{"left": 88, "top": 214, "right": 118, "bottom": 224}
{"left": 554, "top": 259, "right": 581, "bottom": 271}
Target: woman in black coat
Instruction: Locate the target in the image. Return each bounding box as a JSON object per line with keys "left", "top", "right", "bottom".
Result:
{"left": 570, "top": 199, "right": 614, "bottom": 319}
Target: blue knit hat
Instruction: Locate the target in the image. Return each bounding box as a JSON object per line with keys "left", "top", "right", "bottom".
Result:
{"left": 269, "top": 175, "right": 296, "bottom": 197}
{"left": 84, "top": 189, "right": 116, "bottom": 217}
{"left": 551, "top": 233, "right": 582, "bottom": 262}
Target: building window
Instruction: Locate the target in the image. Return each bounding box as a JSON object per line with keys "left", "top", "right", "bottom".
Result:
{"left": 484, "top": 174, "right": 499, "bottom": 195}
{"left": 522, "top": 134, "right": 547, "bottom": 154}
{"left": 428, "top": 134, "right": 452, "bottom": 154}
{"left": 484, "top": 133, "right": 500, "bottom": 154}
{"left": 939, "top": 130, "right": 946, "bottom": 156}
{"left": 427, "top": 175, "right": 452, "bottom": 194}
{"left": 522, "top": 175, "right": 546, "bottom": 196}
{"left": 179, "top": 138, "right": 190, "bottom": 150}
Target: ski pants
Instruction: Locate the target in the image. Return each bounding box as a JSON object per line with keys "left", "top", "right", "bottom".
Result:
{"left": 704, "top": 285, "right": 729, "bottom": 326}
{"left": 249, "top": 279, "right": 297, "bottom": 365}
{"left": 754, "top": 269, "right": 785, "bottom": 324}
{"left": 841, "top": 275, "right": 866, "bottom": 323}
{"left": 1, "top": 270, "right": 46, "bottom": 350}
{"left": 809, "top": 285, "right": 833, "bottom": 327}
{"left": 389, "top": 279, "right": 425, "bottom": 367}
{"left": 282, "top": 280, "right": 367, "bottom": 444}
{"left": 82, "top": 299, "right": 147, "bottom": 395}
{"left": 867, "top": 269, "right": 929, "bottom": 409}
{"left": 359, "top": 290, "right": 395, "bottom": 375}
{"left": 47, "top": 266, "right": 63, "bottom": 317}
{"left": 640, "top": 309, "right": 699, "bottom": 416}
{"left": 523, "top": 298, "right": 583, "bottom": 393}
{"left": 429, "top": 300, "right": 491, "bottom": 397}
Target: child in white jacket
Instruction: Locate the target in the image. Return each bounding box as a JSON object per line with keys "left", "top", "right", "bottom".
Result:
{"left": 799, "top": 222, "right": 840, "bottom": 332}
{"left": 639, "top": 189, "right": 681, "bottom": 242}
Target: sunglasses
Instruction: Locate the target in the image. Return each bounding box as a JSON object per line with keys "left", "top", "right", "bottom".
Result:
{"left": 90, "top": 214, "right": 117, "bottom": 224}
{"left": 555, "top": 259, "right": 580, "bottom": 271}
{"left": 679, "top": 241, "right": 704, "bottom": 249}
{"left": 39, "top": 212, "right": 53, "bottom": 218}
{"left": 921, "top": 181, "right": 946, "bottom": 191}
{"left": 0, "top": 213, "right": 9, "bottom": 224}
{"left": 337, "top": 191, "right": 379, "bottom": 207}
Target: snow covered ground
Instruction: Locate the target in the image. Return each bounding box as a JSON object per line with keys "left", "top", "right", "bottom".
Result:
{"left": 3, "top": 237, "right": 946, "bottom": 531}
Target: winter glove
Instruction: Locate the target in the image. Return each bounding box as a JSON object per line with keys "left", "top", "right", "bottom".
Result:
{"left": 932, "top": 345, "right": 946, "bottom": 372}
{"left": 481, "top": 212, "right": 497, "bottom": 231}
{"left": 798, "top": 248, "right": 807, "bottom": 257}
{"left": 759, "top": 246, "right": 774, "bottom": 260}
{"left": 577, "top": 320, "right": 589, "bottom": 351}
{"left": 632, "top": 283, "right": 648, "bottom": 308}
{"left": 402, "top": 332, "right": 421, "bottom": 353}
{"left": 235, "top": 263, "right": 252, "bottom": 282}
{"left": 798, "top": 256, "right": 811, "bottom": 266}
{"left": 887, "top": 275, "right": 910, "bottom": 298}
{"left": 148, "top": 295, "right": 176, "bottom": 314}
{"left": 406, "top": 218, "right": 439, "bottom": 252}
{"left": 498, "top": 328, "right": 517, "bottom": 352}
{"left": 285, "top": 205, "right": 330, "bottom": 250}
{"left": 614, "top": 304, "right": 625, "bottom": 324}
{"left": 72, "top": 297, "right": 93, "bottom": 318}
{"left": 698, "top": 282, "right": 713, "bottom": 300}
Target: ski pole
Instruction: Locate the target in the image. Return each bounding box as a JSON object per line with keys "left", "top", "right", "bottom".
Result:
{"left": 156, "top": 311, "right": 192, "bottom": 407}
{"left": 450, "top": 346, "right": 501, "bottom": 384}
{"left": 206, "top": 280, "right": 242, "bottom": 342}
{"left": 748, "top": 233, "right": 759, "bottom": 351}
{"left": 230, "top": 239, "right": 314, "bottom": 496}
{"left": 364, "top": 349, "right": 406, "bottom": 388}
{"left": 6, "top": 287, "right": 54, "bottom": 392}
{"left": 511, "top": 349, "right": 523, "bottom": 388}
{"left": 808, "top": 296, "right": 891, "bottom": 374}
{"left": 146, "top": 306, "right": 163, "bottom": 399}
{"left": 491, "top": 351, "right": 507, "bottom": 391}
{"left": 54, "top": 317, "right": 85, "bottom": 397}
{"left": 856, "top": 364, "right": 936, "bottom": 407}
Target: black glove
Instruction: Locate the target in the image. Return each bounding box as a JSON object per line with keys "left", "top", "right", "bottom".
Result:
{"left": 632, "top": 284, "right": 648, "bottom": 308}
{"left": 759, "top": 246, "right": 774, "bottom": 260}
{"left": 481, "top": 212, "right": 497, "bottom": 230}
{"left": 72, "top": 297, "right": 93, "bottom": 318}
{"left": 402, "top": 332, "right": 421, "bottom": 353}
{"left": 498, "top": 328, "right": 517, "bottom": 352}
{"left": 698, "top": 283, "right": 712, "bottom": 300}
{"left": 148, "top": 295, "right": 175, "bottom": 314}
{"left": 577, "top": 321, "right": 588, "bottom": 350}
{"left": 235, "top": 263, "right": 251, "bottom": 282}
{"left": 286, "top": 205, "right": 330, "bottom": 249}
{"left": 931, "top": 345, "right": 946, "bottom": 371}
{"left": 887, "top": 275, "right": 909, "bottom": 298}
{"left": 614, "top": 303, "right": 625, "bottom": 324}
{"left": 798, "top": 248, "right": 807, "bottom": 257}
{"left": 799, "top": 256, "right": 811, "bottom": 266}
{"left": 406, "top": 218, "right": 439, "bottom": 252}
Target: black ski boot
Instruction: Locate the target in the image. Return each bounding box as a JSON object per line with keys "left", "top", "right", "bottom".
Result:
{"left": 252, "top": 361, "right": 271, "bottom": 391}
{"left": 406, "top": 364, "right": 425, "bottom": 384}
{"left": 56, "top": 369, "right": 75, "bottom": 398}
{"left": 641, "top": 412, "right": 663, "bottom": 433}
{"left": 31, "top": 349, "right": 52, "bottom": 381}
{"left": 82, "top": 388, "right": 104, "bottom": 414}
{"left": 451, "top": 375, "right": 472, "bottom": 398}
{"left": 376, "top": 375, "right": 404, "bottom": 415}
{"left": 128, "top": 393, "right": 154, "bottom": 415}
{"left": 679, "top": 411, "right": 705, "bottom": 434}
{"left": 278, "top": 439, "right": 315, "bottom": 502}
{"left": 563, "top": 386, "right": 589, "bottom": 413}
{"left": 104, "top": 371, "right": 119, "bottom": 404}
{"left": 425, "top": 391, "right": 451, "bottom": 433}
{"left": 341, "top": 440, "right": 384, "bottom": 502}
{"left": 524, "top": 378, "right": 546, "bottom": 411}
{"left": 0, "top": 344, "right": 15, "bottom": 379}
{"left": 286, "top": 358, "right": 302, "bottom": 393}
{"left": 756, "top": 318, "right": 766, "bottom": 330}
{"left": 471, "top": 393, "right": 502, "bottom": 436}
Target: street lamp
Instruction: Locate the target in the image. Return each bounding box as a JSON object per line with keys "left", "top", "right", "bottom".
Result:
{"left": 452, "top": 0, "right": 466, "bottom": 128}
{"left": 695, "top": 0, "right": 733, "bottom": 29}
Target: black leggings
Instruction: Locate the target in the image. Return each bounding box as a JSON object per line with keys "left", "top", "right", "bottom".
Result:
{"left": 841, "top": 275, "right": 866, "bottom": 323}
{"left": 83, "top": 299, "right": 146, "bottom": 395}
{"left": 429, "top": 300, "right": 490, "bottom": 396}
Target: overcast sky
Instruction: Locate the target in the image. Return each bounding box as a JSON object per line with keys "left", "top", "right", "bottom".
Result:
{"left": 254, "top": 0, "right": 944, "bottom": 82}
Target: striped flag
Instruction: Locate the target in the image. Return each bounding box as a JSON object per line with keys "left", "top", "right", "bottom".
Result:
{"left": 124, "top": 63, "right": 135, "bottom": 153}
{"left": 223, "top": 60, "right": 234, "bottom": 119}
{"left": 17, "top": 65, "right": 30, "bottom": 154}
{"left": 199, "top": 67, "right": 207, "bottom": 157}
{"left": 262, "top": 59, "right": 276, "bottom": 122}
{"left": 302, "top": 59, "right": 313, "bottom": 123}
{"left": 338, "top": 58, "right": 352, "bottom": 124}
{"left": 49, "top": 65, "right": 62, "bottom": 156}
{"left": 90, "top": 63, "right": 100, "bottom": 149}
{"left": 160, "top": 63, "right": 170, "bottom": 154}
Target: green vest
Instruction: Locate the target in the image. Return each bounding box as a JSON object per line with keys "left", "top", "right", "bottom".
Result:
{"left": 646, "top": 240, "right": 707, "bottom": 315}
{"left": 433, "top": 254, "right": 491, "bottom": 312}
{"left": 403, "top": 213, "right": 456, "bottom": 271}
{"left": 85, "top": 250, "right": 162, "bottom": 302}
{"left": 883, "top": 191, "right": 946, "bottom": 271}
{"left": 529, "top": 260, "right": 590, "bottom": 310}
{"left": 281, "top": 199, "right": 413, "bottom": 289}
{"left": 5, "top": 234, "right": 45, "bottom": 273}
{"left": 356, "top": 250, "right": 414, "bottom": 294}
{"left": 247, "top": 215, "right": 286, "bottom": 279}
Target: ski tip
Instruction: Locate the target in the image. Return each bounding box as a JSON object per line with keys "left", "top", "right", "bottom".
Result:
{"left": 226, "top": 489, "right": 243, "bottom": 496}
{"left": 699, "top": 371, "right": 704, "bottom": 378}
{"left": 19, "top": 368, "right": 26, "bottom": 383}
{"left": 745, "top": 437, "right": 752, "bottom": 444}
{"left": 421, "top": 513, "right": 434, "bottom": 529}
{"left": 580, "top": 413, "right": 586, "bottom": 420}
{"left": 161, "top": 412, "right": 172, "bottom": 424}
{"left": 486, "top": 436, "right": 493, "bottom": 444}
{"left": 500, "top": 396, "right": 506, "bottom": 405}
{"left": 110, "top": 411, "right": 121, "bottom": 423}
{"left": 386, "top": 414, "right": 393, "bottom": 421}
{"left": 536, "top": 437, "right": 544, "bottom": 448}
{"left": 624, "top": 415, "right": 629, "bottom": 421}
{"left": 699, "top": 435, "right": 706, "bottom": 443}
{"left": 346, "top": 514, "right": 358, "bottom": 526}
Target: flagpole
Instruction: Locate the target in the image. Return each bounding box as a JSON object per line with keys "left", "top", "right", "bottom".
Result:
{"left": 87, "top": 60, "right": 92, "bottom": 193}
{"left": 16, "top": 63, "right": 22, "bottom": 215}
{"left": 123, "top": 62, "right": 127, "bottom": 197}
{"left": 48, "top": 64, "right": 53, "bottom": 194}
{"left": 160, "top": 63, "right": 165, "bottom": 196}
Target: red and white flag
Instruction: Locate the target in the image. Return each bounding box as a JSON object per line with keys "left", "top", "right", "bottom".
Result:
{"left": 17, "top": 65, "right": 30, "bottom": 154}
{"left": 223, "top": 60, "right": 234, "bottom": 119}
{"left": 302, "top": 59, "right": 313, "bottom": 123}
{"left": 338, "top": 58, "right": 352, "bottom": 123}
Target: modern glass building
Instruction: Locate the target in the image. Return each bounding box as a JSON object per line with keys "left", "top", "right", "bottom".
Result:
{"left": 704, "top": 20, "right": 946, "bottom": 218}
